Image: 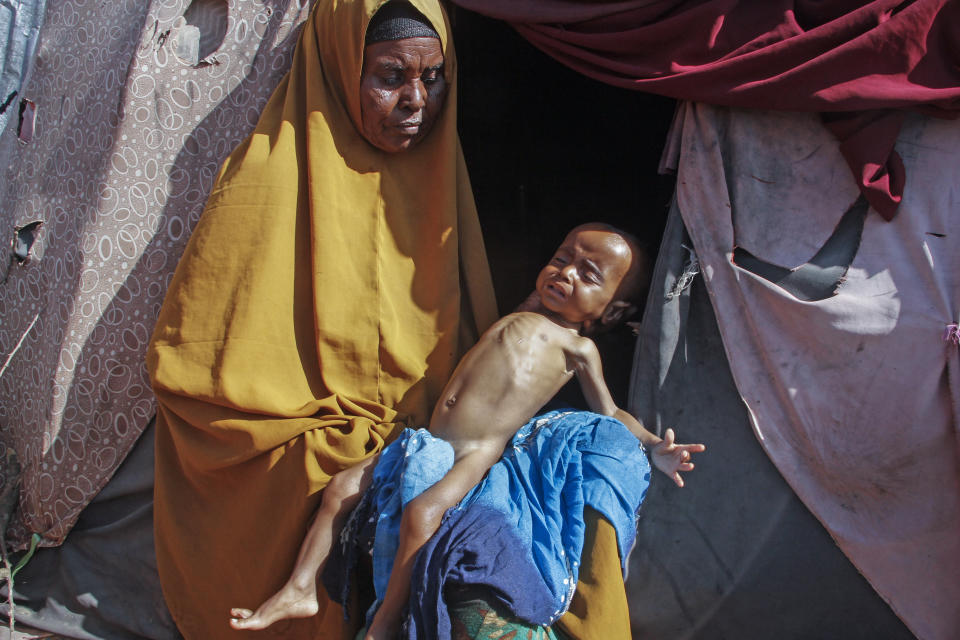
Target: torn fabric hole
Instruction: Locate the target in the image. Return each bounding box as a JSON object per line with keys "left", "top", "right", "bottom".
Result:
{"left": 12, "top": 220, "right": 42, "bottom": 263}
{"left": 666, "top": 243, "right": 700, "bottom": 300}
{"left": 174, "top": 0, "right": 228, "bottom": 66}
{"left": 945, "top": 324, "right": 960, "bottom": 346}
{"left": 732, "top": 195, "right": 868, "bottom": 302}
{"left": 17, "top": 98, "right": 36, "bottom": 144}
{"left": 3, "top": 220, "right": 43, "bottom": 283}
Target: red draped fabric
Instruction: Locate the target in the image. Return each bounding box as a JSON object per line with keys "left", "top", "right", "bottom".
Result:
{"left": 451, "top": 0, "right": 960, "bottom": 219}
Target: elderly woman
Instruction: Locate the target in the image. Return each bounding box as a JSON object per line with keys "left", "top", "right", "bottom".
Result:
{"left": 149, "top": 0, "right": 639, "bottom": 638}
{"left": 147, "top": 1, "right": 496, "bottom": 638}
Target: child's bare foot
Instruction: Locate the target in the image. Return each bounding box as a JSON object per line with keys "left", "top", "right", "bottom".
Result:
{"left": 229, "top": 583, "right": 319, "bottom": 630}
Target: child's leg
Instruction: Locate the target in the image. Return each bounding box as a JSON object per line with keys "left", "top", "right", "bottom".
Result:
{"left": 230, "top": 454, "right": 378, "bottom": 630}
{"left": 364, "top": 448, "right": 500, "bottom": 640}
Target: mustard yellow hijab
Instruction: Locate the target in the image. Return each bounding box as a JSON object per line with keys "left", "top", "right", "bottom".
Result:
{"left": 148, "top": 0, "right": 495, "bottom": 637}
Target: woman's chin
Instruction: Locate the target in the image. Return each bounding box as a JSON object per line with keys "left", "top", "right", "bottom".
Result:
{"left": 368, "top": 131, "right": 422, "bottom": 154}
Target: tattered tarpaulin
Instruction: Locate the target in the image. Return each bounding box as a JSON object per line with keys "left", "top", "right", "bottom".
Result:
{"left": 0, "top": 0, "right": 44, "bottom": 137}
{"left": 626, "top": 204, "right": 916, "bottom": 640}
{"left": 0, "top": 0, "right": 313, "bottom": 547}
{"left": 450, "top": 0, "right": 960, "bottom": 219}
{"left": 666, "top": 103, "right": 959, "bottom": 640}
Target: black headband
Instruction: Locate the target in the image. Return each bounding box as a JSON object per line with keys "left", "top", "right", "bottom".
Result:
{"left": 365, "top": 2, "right": 439, "bottom": 45}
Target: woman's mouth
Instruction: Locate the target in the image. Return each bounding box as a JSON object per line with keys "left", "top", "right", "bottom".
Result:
{"left": 395, "top": 120, "right": 422, "bottom": 134}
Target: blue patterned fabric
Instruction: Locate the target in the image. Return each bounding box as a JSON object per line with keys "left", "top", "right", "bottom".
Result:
{"left": 369, "top": 428, "right": 456, "bottom": 601}
{"left": 330, "top": 410, "right": 651, "bottom": 639}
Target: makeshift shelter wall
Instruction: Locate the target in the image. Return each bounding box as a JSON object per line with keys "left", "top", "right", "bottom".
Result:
{"left": 0, "top": 0, "right": 312, "bottom": 547}
{"left": 635, "top": 104, "right": 958, "bottom": 640}
{"left": 628, "top": 196, "right": 915, "bottom": 640}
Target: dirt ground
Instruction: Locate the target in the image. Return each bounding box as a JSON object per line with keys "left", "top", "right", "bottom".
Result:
{"left": 4, "top": 623, "right": 64, "bottom": 639}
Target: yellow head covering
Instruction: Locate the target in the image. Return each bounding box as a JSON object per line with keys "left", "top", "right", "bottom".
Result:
{"left": 148, "top": 0, "right": 496, "bottom": 636}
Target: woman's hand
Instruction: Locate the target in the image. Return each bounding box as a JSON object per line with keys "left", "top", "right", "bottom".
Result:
{"left": 650, "top": 428, "right": 705, "bottom": 487}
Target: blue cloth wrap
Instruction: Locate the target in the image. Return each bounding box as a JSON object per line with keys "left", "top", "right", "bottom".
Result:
{"left": 348, "top": 410, "right": 650, "bottom": 639}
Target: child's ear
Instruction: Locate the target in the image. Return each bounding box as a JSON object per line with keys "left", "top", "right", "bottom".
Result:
{"left": 601, "top": 300, "right": 636, "bottom": 327}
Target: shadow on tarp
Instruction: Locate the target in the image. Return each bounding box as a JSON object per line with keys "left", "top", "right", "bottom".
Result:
{"left": 626, "top": 204, "right": 915, "bottom": 640}
{"left": 1, "top": 1, "right": 304, "bottom": 637}
{"left": 1, "top": 419, "right": 181, "bottom": 640}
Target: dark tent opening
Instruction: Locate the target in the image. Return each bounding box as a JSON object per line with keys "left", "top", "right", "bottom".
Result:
{"left": 453, "top": 9, "right": 677, "bottom": 407}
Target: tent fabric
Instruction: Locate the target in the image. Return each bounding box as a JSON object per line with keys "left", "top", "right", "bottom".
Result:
{"left": 664, "top": 103, "right": 959, "bottom": 640}
{"left": 0, "top": 420, "right": 180, "bottom": 640}
{"left": 450, "top": 0, "right": 960, "bottom": 219}
{"left": 0, "top": 0, "right": 314, "bottom": 547}
{"left": 625, "top": 203, "right": 916, "bottom": 640}
{"left": 0, "top": 0, "right": 44, "bottom": 138}
{"left": 146, "top": 0, "right": 498, "bottom": 637}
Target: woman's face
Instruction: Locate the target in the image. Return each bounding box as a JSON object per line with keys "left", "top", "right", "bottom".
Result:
{"left": 359, "top": 37, "right": 447, "bottom": 153}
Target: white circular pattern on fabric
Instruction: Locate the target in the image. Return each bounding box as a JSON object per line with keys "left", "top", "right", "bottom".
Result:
{"left": 0, "top": 0, "right": 313, "bottom": 547}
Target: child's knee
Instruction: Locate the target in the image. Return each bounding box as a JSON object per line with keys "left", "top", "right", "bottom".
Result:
{"left": 322, "top": 471, "right": 358, "bottom": 511}
{"left": 402, "top": 497, "right": 444, "bottom": 539}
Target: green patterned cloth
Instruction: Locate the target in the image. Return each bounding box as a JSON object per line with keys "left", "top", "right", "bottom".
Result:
{"left": 448, "top": 598, "right": 570, "bottom": 640}
{"left": 355, "top": 598, "right": 571, "bottom": 640}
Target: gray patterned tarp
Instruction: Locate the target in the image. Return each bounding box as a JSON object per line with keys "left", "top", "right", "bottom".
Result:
{"left": 0, "top": 0, "right": 312, "bottom": 548}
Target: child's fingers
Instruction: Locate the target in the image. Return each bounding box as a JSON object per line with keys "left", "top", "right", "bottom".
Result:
{"left": 673, "top": 472, "right": 684, "bottom": 487}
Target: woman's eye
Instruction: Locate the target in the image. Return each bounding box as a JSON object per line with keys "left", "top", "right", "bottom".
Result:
{"left": 423, "top": 69, "right": 441, "bottom": 85}
{"left": 381, "top": 73, "right": 402, "bottom": 87}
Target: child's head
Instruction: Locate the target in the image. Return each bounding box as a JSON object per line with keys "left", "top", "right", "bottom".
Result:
{"left": 535, "top": 223, "right": 650, "bottom": 333}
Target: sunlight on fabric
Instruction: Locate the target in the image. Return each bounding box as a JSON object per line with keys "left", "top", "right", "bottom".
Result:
{"left": 0, "top": 311, "right": 38, "bottom": 380}
{"left": 743, "top": 397, "right": 763, "bottom": 441}
{"left": 921, "top": 240, "right": 935, "bottom": 270}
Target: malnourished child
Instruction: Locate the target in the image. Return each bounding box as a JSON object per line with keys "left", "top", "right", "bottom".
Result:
{"left": 230, "top": 223, "right": 705, "bottom": 638}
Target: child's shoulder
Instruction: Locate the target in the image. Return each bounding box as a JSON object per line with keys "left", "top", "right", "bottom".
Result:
{"left": 511, "top": 312, "right": 596, "bottom": 351}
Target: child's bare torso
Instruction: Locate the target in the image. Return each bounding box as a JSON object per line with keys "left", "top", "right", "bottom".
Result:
{"left": 428, "top": 311, "right": 587, "bottom": 460}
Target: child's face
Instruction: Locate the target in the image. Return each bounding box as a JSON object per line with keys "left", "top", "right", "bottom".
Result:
{"left": 535, "top": 228, "right": 633, "bottom": 326}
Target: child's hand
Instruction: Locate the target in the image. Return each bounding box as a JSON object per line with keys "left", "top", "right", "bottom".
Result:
{"left": 650, "top": 428, "right": 705, "bottom": 487}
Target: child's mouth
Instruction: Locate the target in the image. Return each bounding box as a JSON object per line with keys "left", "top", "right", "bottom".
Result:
{"left": 544, "top": 282, "right": 568, "bottom": 299}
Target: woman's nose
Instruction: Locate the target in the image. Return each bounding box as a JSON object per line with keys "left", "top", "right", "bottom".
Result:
{"left": 399, "top": 80, "right": 426, "bottom": 111}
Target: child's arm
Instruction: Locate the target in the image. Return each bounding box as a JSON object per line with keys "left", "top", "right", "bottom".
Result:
{"left": 365, "top": 447, "right": 502, "bottom": 640}
{"left": 572, "top": 338, "right": 705, "bottom": 487}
